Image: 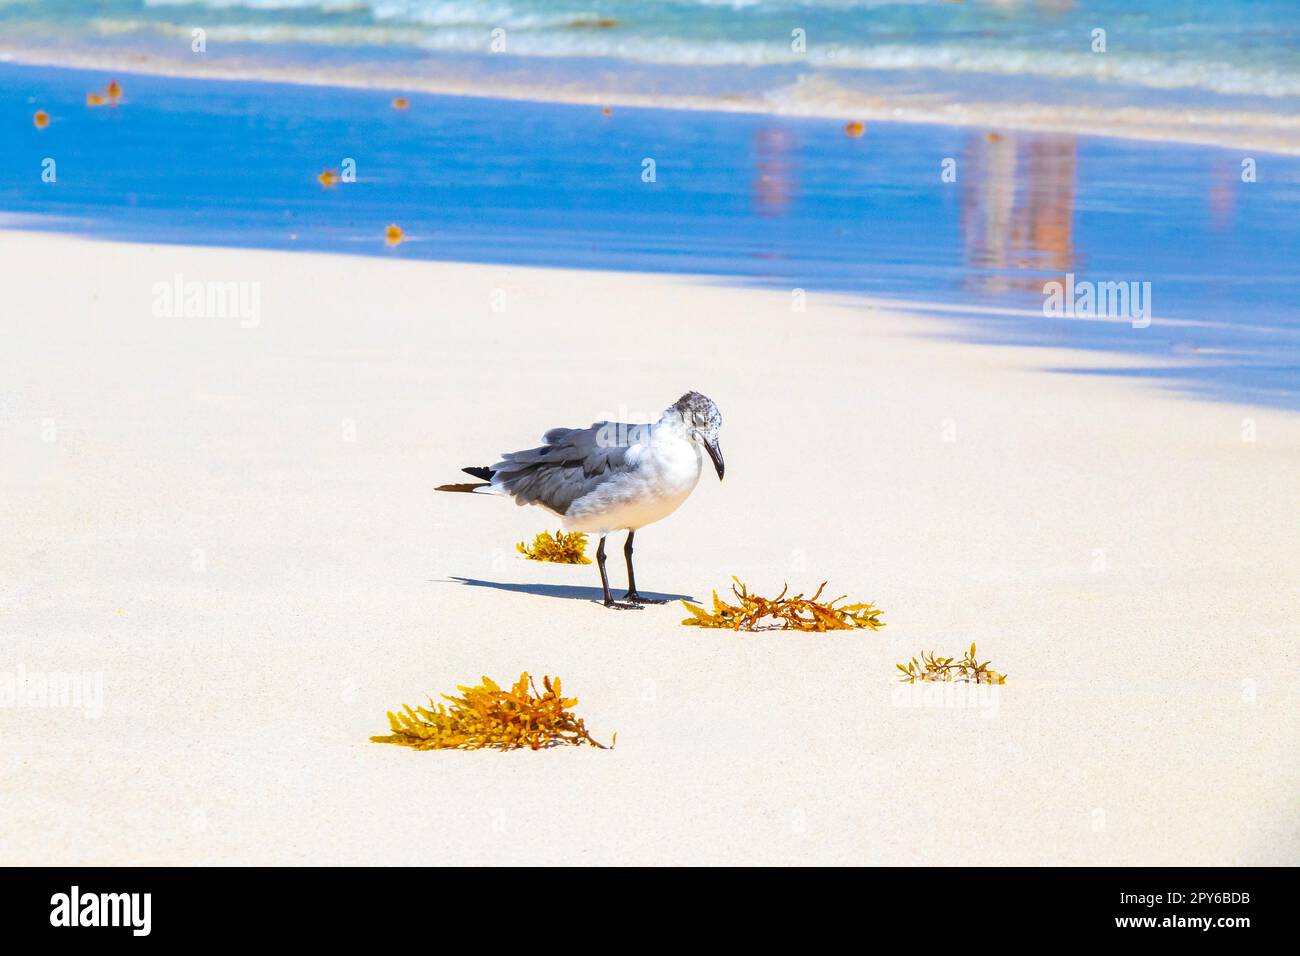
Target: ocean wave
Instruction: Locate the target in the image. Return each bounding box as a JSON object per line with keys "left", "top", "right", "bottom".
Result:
{"left": 6, "top": 34, "right": 1300, "bottom": 158}
{"left": 78, "top": 10, "right": 1300, "bottom": 99}
{"left": 5, "top": 0, "right": 1300, "bottom": 152}
{"left": 139, "top": 0, "right": 894, "bottom": 11}
{"left": 142, "top": 0, "right": 372, "bottom": 10}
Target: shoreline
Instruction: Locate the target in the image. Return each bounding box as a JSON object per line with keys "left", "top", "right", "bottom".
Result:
{"left": 5, "top": 60, "right": 1299, "bottom": 411}
{"left": 5, "top": 45, "right": 1300, "bottom": 157}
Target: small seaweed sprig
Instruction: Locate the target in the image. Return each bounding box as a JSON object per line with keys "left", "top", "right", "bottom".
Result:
{"left": 516, "top": 529, "right": 592, "bottom": 564}
{"left": 896, "top": 644, "right": 1006, "bottom": 684}
{"left": 681, "top": 578, "right": 884, "bottom": 632}
{"left": 371, "top": 673, "right": 610, "bottom": 751}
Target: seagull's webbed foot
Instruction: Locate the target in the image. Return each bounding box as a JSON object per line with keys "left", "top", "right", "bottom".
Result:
{"left": 624, "top": 591, "right": 666, "bottom": 605}
{"left": 603, "top": 598, "right": 643, "bottom": 610}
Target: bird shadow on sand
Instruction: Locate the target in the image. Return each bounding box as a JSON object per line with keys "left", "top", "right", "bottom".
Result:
{"left": 443, "top": 577, "right": 694, "bottom": 605}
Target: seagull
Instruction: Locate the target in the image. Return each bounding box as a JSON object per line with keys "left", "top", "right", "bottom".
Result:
{"left": 437, "top": 391, "right": 724, "bottom": 609}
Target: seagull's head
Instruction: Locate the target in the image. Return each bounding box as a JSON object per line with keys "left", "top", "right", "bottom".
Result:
{"left": 672, "top": 391, "right": 724, "bottom": 481}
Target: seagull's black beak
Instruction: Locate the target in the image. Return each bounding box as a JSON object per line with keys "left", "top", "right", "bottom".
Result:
{"left": 704, "top": 439, "right": 725, "bottom": 481}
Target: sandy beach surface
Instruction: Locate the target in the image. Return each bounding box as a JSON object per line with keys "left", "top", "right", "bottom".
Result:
{"left": 2, "top": 229, "right": 1297, "bottom": 866}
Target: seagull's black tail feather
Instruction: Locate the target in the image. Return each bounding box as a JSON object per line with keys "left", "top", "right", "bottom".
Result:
{"left": 462, "top": 466, "right": 495, "bottom": 481}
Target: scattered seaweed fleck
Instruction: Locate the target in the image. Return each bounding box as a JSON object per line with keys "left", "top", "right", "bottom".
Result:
{"left": 371, "top": 673, "right": 610, "bottom": 751}
{"left": 86, "top": 80, "right": 121, "bottom": 108}
{"left": 516, "top": 529, "right": 592, "bottom": 564}
{"left": 896, "top": 644, "right": 1006, "bottom": 684}
{"left": 681, "top": 578, "right": 884, "bottom": 632}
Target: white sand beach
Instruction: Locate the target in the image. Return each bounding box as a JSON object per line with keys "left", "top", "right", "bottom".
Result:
{"left": 2, "top": 229, "right": 1297, "bottom": 865}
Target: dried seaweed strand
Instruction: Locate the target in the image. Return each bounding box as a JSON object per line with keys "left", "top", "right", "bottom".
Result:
{"left": 681, "top": 577, "right": 884, "bottom": 632}
{"left": 896, "top": 644, "right": 1006, "bottom": 684}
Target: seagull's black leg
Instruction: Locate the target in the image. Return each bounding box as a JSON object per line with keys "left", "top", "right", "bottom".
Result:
{"left": 597, "top": 535, "right": 639, "bottom": 610}
{"left": 623, "top": 530, "right": 666, "bottom": 604}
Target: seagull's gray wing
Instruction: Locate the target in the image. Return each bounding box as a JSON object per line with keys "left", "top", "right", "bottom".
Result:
{"left": 490, "top": 422, "right": 637, "bottom": 515}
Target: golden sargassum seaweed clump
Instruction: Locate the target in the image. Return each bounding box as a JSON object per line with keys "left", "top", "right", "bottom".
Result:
{"left": 372, "top": 673, "right": 610, "bottom": 751}
{"left": 516, "top": 529, "right": 592, "bottom": 564}
{"left": 682, "top": 578, "right": 884, "bottom": 632}
{"left": 897, "top": 644, "right": 1006, "bottom": 684}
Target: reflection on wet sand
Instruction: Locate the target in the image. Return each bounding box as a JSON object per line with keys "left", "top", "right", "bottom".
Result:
{"left": 961, "top": 131, "right": 1078, "bottom": 295}
{"left": 752, "top": 127, "right": 796, "bottom": 218}
{"left": 1208, "top": 157, "right": 1238, "bottom": 233}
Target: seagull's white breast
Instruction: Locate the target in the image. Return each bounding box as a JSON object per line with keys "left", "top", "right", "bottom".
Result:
{"left": 562, "top": 429, "right": 703, "bottom": 535}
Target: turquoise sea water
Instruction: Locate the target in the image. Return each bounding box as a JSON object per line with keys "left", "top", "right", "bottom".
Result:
{"left": 4, "top": 1, "right": 1300, "bottom": 148}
